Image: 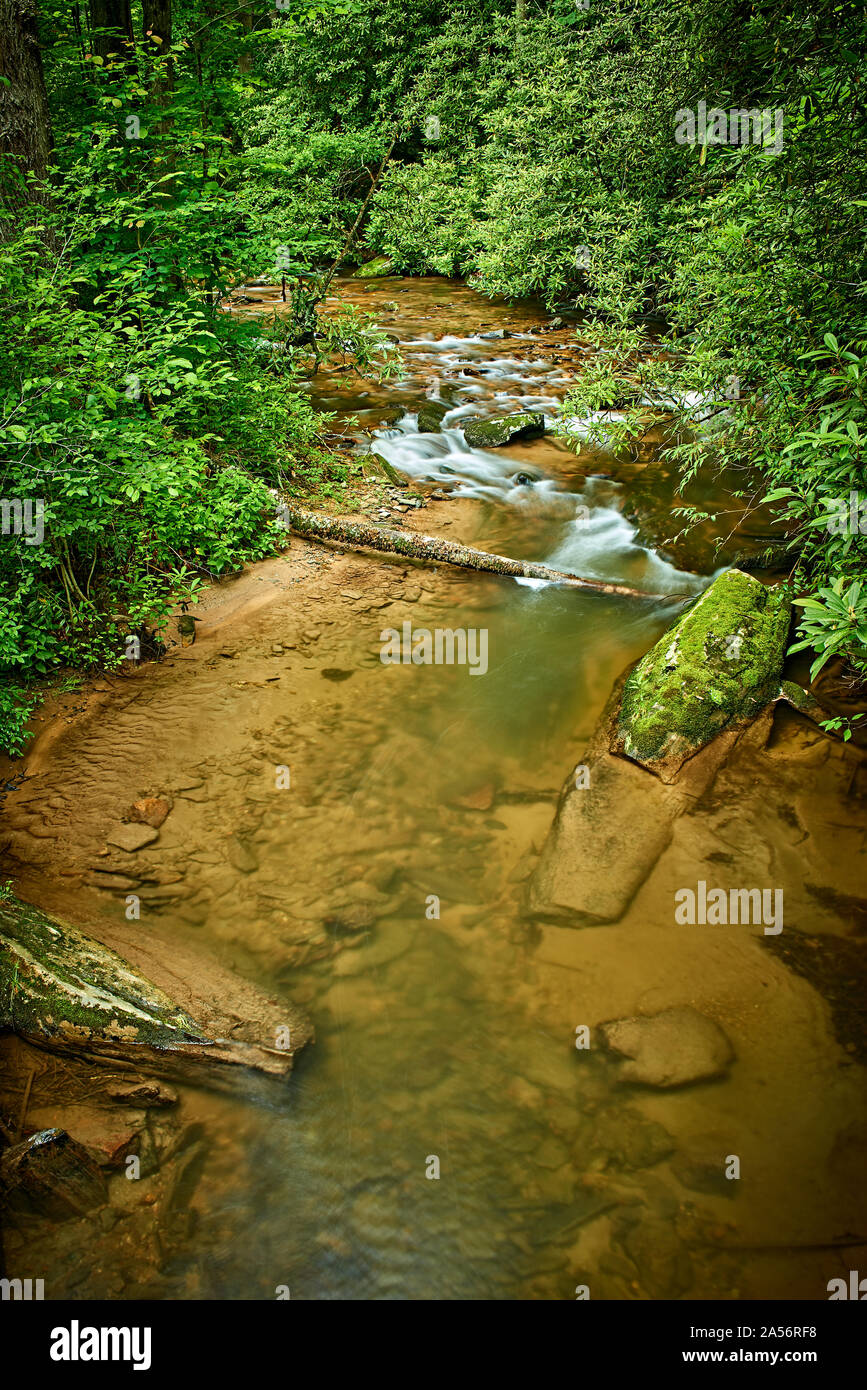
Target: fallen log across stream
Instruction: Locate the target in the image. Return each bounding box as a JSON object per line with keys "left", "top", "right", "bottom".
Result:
{"left": 285, "top": 506, "right": 680, "bottom": 600}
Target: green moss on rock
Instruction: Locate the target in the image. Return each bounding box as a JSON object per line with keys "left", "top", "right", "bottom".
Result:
{"left": 354, "top": 256, "right": 395, "bottom": 279}
{"left": 417, "top": 401, "right": 448, "bottom": 433}
{"left": 779, "top": 679, "right": 824, "bottom": 721}
{"left": 616, "top": 569, "right": 791, "bottom": 771}
{"left": 463, "top": 412, "right": 545, "bottom": 448}
{"left": 0, "top": 897, "right": 209, "bottom": 1047}
{"left": 368, "top": 452, "right": 404, "bottom": 485}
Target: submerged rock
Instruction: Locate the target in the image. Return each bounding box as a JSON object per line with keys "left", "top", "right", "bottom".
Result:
{"left": 227, "top": 835, "right": 258, "bottom": 874}
{"left": 599, "top": 1006, "right": 735, "bottom": 1088}
{"left": 614, "top": 569, "right": 791, "bottom": 781}
{"left": 621, "top": 1219, "right": 694, "bottom": 1298}
{"left": 528, "top": 571, "right": 799, "bottom": 924}
{"left": 585, "top": 1107, "right": 675, "bottom": 1170}
{"left": 527, "top": 675, "right": 741, "bottom": 923}
{"left": 464, "top": 412, "right": 545, "bottom": 448}
{"left": 106, "top": 822, "right": 159, "bottom": 852}
{"left": 672, "top": 1137, "right": 740, "bottom": 1197}
{"left": 126, "top": 796, "right": 172, "bottom": 829}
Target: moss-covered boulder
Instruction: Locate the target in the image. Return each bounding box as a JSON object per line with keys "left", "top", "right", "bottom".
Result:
{"left": 463, "top": 412, "right": 545, "bottom": 449}
{"left": 368, "top": 451, "right": 405, "bottom": 485}
{"left": 614, "top": 569, "right": 791, "bottom": 779}
{"left": 354, "top": 256, "right": 395, "bottom": 279}
{"left": 417, "top": 400, "right": 448, "bottom": 433}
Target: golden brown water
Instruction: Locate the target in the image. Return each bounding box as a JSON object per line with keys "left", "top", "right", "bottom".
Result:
{"left": 2, "top": 277, "right": 866, "bottom": 1301}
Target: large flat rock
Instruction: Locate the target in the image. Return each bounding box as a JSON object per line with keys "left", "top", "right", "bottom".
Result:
{"left": 527, "top": 677, "right": 742, "bottom": 924}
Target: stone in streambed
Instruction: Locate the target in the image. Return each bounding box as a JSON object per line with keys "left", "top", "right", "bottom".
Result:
{"left": 368, "top": 452, "right": 405, "bottom": 485}
{"left": 599, "top": 1006, "right": 734, "bottom": 1089}
{"left": 453, "top": 782, "right": 496, "bottom": 812}
{"left": 126, "top": 796, "right": 172, "bottom": 829}
{"left": 105, "top": 822, "right": 159, "bottom": 852}
{"left": 778, "top": 679, "right": 825, "bottom": 723}
{"left": 417, "top": 400, "right": 449, "bottom": 433}
{"left": 527, "top": 674, "right": 740, "bottom": 923}
{"left": 24, "top": 1104, "right": 146, "bottom": 1170}
{"left": 227, "top": 836, "right": 258, "bottom": 874}
{"left": 104, "top": 1077, "right": 178, "bottom": 1107}
{"left": 672, "top": 1137, "right": 740, "bottom": 1197}
{"left": 0, "top": 1128, "right": 107, "bottom": 1220}
{"left": 584, "top": 1107, "right": 675, "bottom": 1170}
{"left": 354, "top": 256, "right": 395, "bottom": 279}
{"left": 621, "top": 1220, "right": 694, "bottom": 1299}
{"left": 529, "top": 739, "right": 674, "bottom": 923}
{"left": 464, "top": 412, "right": 545, "bottom": 448}
{"left": 84, "top": 871, "right": 142, "bottom": 891}
{"left": 614, "top": 569, "right": 791, "bottom": 782}
{"left": 529, "top": 570, "right": 790, "bottom": 923}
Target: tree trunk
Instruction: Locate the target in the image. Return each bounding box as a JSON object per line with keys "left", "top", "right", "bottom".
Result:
{"left": 237, "top": 7, "right": 253, "bottom": 75}
{"left": 142, "top": 0, "right": 173, "bottom": 131}
{"left": 88, "top": 0, "right": 133, "bottom": 61}
{"left": 142, "top": 0, "right": 171, "bottom": 43}
{"left": 284, "top": 506, "right": 675, "bottom": 600}
{"left": 1, "top": 895, "right": 314, "bottom": 1101}
{"left": 0, "top": 0, "right": 55, "bottom": 226}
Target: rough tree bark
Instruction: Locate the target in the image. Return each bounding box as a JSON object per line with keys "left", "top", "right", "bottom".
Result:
{"left": 88, "top": 0, "right": 133, "bottom": 61}
{"left": 142, "top": 0, "right": 171, "bottom": 43}
{"left": 285, "top": 506, "right": 676, "bottom": 600}
{"left": 142, "top": 0, "right": 173, "bottom": 131}
{"left": 0, "top": 0, "right": 55, "bottom": 227}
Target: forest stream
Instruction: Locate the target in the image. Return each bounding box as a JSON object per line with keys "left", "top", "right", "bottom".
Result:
{"left": 2, "top": 276, "right": 866, "bottom": 1302}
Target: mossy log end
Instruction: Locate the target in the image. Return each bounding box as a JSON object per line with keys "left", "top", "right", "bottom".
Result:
{"left": 286, "top": 506, "right": 676, "bottom": 601}
{"left": 0, "top": 897, "right": 311, "bottom": 1100}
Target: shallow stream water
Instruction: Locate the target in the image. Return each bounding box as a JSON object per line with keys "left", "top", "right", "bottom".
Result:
{"left": 3, "top": 277, "right": 866, "bottom": 1301}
